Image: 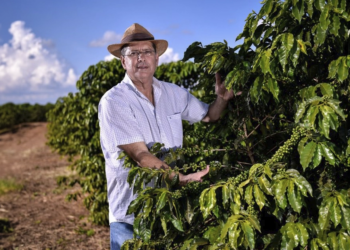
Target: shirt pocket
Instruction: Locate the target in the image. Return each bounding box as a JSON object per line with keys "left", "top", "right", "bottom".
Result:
{"left": 167, "top": 113, "right": 183, "bottom": 146}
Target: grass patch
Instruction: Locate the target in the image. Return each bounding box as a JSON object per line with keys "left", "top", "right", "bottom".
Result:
{"left": 0, "top": 218, "right": 13, "bottom": 233}
{"left": 75, "top": 226, "right": 95, "bottom": 236}
{"left": 0, "top": 178, "right": 23, "bottom": 195}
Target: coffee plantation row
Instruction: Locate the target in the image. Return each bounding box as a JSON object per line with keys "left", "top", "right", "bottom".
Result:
{"left": 0, "top": 102, "right": 54, "bottom": 131}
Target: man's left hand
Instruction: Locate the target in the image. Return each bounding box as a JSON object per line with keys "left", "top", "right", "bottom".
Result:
{"left": 215, "top": 72, "right": 240, "bottom": 101}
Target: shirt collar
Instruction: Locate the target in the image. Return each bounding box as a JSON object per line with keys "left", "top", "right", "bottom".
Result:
{"left": 123, "top": 73, "right": 161, "bottom": 98}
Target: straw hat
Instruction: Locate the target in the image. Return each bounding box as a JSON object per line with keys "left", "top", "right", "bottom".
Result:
{"left": 107, "top": 23, "right": 168, "bottom": 58}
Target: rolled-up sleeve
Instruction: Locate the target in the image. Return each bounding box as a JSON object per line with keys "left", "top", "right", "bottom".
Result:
{"left": 181, "top": 90, "right": 209, "bottom": 124}
{"left": 98, "top": 96, "right": 144, "bottom": 153}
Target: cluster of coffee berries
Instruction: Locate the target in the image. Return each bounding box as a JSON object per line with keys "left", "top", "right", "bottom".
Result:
{"left": 227, "top": 171, "right": 249, "bottom": 186}
{"left": 171, "top": 180, "right": 210, "bottom": 199}
{"left": 266, "top": 126, "right": 307, "bottom": 166}
{"left": 247, "top": 204, "right": 257, "bottom": 216}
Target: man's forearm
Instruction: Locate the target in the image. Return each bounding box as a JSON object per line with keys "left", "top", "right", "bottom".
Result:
{"left": 119, "top": 142, "right": 209, "bottom": 185}
{"left": 202, "top": 96, "right": 228, "bottom": 123}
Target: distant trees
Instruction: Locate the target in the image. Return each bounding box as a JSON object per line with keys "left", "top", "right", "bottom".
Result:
{"left": 0, "top": 102, "right": 54, "bottom": 130}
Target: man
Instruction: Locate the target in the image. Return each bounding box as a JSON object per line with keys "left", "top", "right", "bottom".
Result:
{"left": 98, "top": 23, "right": 234, "bottom": 250}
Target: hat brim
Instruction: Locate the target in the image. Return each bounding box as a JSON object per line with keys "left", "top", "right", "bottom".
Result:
{"left": 107, "top": 40, "right": 168, "bottom": 58}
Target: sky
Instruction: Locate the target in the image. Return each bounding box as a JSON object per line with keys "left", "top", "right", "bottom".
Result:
{"left": 0, "top": 0, "right": 263, "bottom": 105}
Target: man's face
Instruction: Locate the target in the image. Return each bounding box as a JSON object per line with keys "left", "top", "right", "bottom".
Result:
{"left": 121, "top": 41, "right": 159, "bottom": 84}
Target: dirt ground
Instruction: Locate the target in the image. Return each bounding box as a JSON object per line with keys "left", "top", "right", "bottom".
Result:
{"left": 0, "top": 123, "right": 110, "bottom": 250}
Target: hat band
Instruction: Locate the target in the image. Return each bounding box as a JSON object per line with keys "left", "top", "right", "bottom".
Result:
{"left": 121, "top": 33, "right": 154, "bottom": 43}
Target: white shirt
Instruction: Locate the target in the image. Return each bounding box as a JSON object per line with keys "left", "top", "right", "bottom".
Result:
{"left": 98, "top": 74, "right": 209, "bottom": 224}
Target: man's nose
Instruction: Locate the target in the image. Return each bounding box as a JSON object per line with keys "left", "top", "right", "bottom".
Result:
{"left": 137, "top": 52, "right": 145, "bottom": 61}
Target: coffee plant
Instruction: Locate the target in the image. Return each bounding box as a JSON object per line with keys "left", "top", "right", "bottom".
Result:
{"left": 119, "top": 0, "right": 350, "bottom": 249}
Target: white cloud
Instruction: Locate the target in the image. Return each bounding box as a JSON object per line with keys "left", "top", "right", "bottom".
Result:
{"left": 158, "top": 47, "right": 180, "bottom": 65}
{"left": 0, "top": 21, "right": 78, "bottom": 104}
{"left": 90, "top": 31, "right": 122, "bottom": 47}
{"left": 104, "top": 54, "right": 118, "bottom": 61}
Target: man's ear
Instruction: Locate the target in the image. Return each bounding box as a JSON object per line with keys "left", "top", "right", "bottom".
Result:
{"left": 120, "top": 56, "right": 127, "bottom": 69}
{"left": 155, "top": 53, "right": 159, "bottom": 66}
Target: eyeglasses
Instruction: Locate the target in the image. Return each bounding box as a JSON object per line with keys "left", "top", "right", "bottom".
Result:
{"left": 123, "top": 50, "right": 155, "bottom": 58}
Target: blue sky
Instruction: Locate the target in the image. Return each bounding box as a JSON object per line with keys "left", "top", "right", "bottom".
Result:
{"left": 0, "top": 0, "right": 262, "bottom": 104}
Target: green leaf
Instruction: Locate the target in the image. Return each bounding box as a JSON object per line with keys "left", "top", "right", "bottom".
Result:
{"left": 180, "top": 239, "right": 192, "bottom": 250}
{"left": 319, "top": 197, "right": 333, "bottom": 230}
{"left": 337, "top": 57, "right": 349, "bottom": 81}
{"left": 328, "top": 112, "right": 339, "bottom": 130}
{"left": 289, "top": 40, "right": 300, "bottom": 67}
{"left": 203, "top": 225, "right": 222, "bottom": 244}
{"left": 292, "top": 0, "right": 305, "bottom": 23}
{"left": 340, "top": 206, "right": 350, "bottom": 229}
{"left": 328, "top": 59, "right": 339, "bottom": 79}
{"left": 264, "top": 165, "right": 273, "bottom": 179}
{"left": 258, "top": 175, "right": 273, "bottom": 195}
{"left": 282, "top": 33, "right": 294, "bottom": 54}
{"left": 267, "top": 77, "right": 280, "bottom": 101}
{"left": 260, "top": 49, "right": 272, "bottom": 74}
{"left": 295, "top": 102, "right": 307, "bottom": 123}
{"left": 143, "top": 198, "right": 153, "bottom": 217}
{"left": 339, "top": 233, "right": 350, "bottom": 250}
{"left": 306, "top": 0, "right": 314, "bottom": 17}
{"left": 228, "top": 223, "right": 241, "bottom": 249}
{"left": 315, "top": 0, "right": 325, "bottom": 11}
{"left": 205, "top": 188, "right": 218, "bottom": 218}
{"left": 287, "top": 182, "right": 302, "bottom": 213}
{"left": 241, "top": 221, "right": 255, "bottom": 249}
{"left": 296, "top": 223, "right": 309, "bottom": 247}
{"left": 327, "top": 232, "right": 338, "bottom": 250}
{"left": 127, "top": 167, "right": 139, "bottom": 186}
{"left": 160, "top": 216, "right": 167, "bottom": 234}
{"left": 316, "top": 24, "right": 327, "bottom": 45}
{"left": 320, "top": 143, "right": 335, "bottom": 166}
{"left": 319, "top": 83, "right": 334, "bottom": 97}
{"left": 171, "top": 217, "right": 184, "bottom": 232}
{"left": 281, "top": 229, "right": 295, "bottom": 250}
{"left": 330, "top": 14, "right": 341, "bottom": 36}
{"left": 219, "top": 215, "right": 242, "bottom": 241}
{"left": 327, "top": 99, "right": 346, "bottom": 120}
{"left": 222, "top": 185, "right": 229, "bottom": 207}
{"left": 274, "top": 179, "right": 288, "bottom": 209}
{"left": 300, "top": 141, "right": 317, "bottom": 170}
{"left": 305, "top": 106, "right": 319, "bottom": 130}
{"left": 254, "top": 184, "right": 267, "bottom": 210}
{"left": 249, "top": 164, "right": 263, "bottom": 177}
{"left": 245, "top": 185, "right": 254, "bottom": 204}
{"left": 312, "top": 144, "right": 322, "bottom": 168}
{"left": 286, "top": 223, "right": 300, "bottom": 247}
{"left": 329, "top": 199, "right": 342, "bottom": 227}
{"left": 293, "top": 175, "right": 313, "bottom": 197}
{"left": 262, "top": 0, "right": 274, "bottom": 16}
{"left": 250, "top": 76, "right": 264, "bottom": 103}
{"left": 185, "top": 197, "right": 195, "bottom": 224}
{"left": 247, "top": 215, "right": 261, "bottom": 232}
{"left": 156, "top": 191, "right": 168, "bottom": 213}
{"left": 320, "top": 105, "right": 333, "bottom": 138}
{"left": 277, "top": 48, "right": 288, "bottom": 72}
{"left": 319, "top": 4, "right": 330, "bottom": 30}
{"left": 199, "top": 188, "right": 210, "bottom": 216}
{"left": 297, "top": 39, "right": 308, "bottom": 55}
{"left": 298, "top": 137, "right": 308, "bottom": 156}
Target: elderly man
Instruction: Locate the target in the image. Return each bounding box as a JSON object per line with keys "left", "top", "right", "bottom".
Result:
{"left": 98, "top": 23, "right": 234, "bottom": 250}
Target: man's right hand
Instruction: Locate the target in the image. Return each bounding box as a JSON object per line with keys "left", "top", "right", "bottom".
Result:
{"left": 179, "top": 165, "right": 210, "bottom": 186}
